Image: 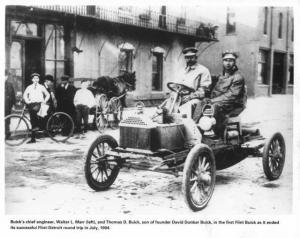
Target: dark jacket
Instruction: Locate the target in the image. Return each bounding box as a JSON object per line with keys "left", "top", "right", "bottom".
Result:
{"left": 56, "top": 84, "right": 77, "bottom": 115}
{"left": 5, "top": 80, "right": 16, "bottom": 115}
{"left": 211, "top": 70, "right": 246, "bottom": 107}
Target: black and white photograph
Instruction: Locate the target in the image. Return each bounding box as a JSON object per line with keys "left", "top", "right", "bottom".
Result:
{"left": 2, "top": 0, "right": 299, "bottom": 237}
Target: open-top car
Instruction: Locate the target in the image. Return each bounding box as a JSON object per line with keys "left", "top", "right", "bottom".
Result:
{"left": 84, "top": 82, "right": 285, "bottom": 211}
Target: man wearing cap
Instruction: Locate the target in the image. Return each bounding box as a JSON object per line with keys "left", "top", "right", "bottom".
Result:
{"left": 23, "top": 73, "right": 50, "bottom": 143}
{"left": 178, "top": 47, "right": 212, "bottom": 121}
{"left": 210, "top": 50, "right": 247, "bottom": 135}
{"left": 56, "top": 75, "right": 77, "bottom": 126}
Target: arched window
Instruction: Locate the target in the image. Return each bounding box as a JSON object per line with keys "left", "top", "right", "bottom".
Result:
{"left": 118, "top": 43, "right": 135, "bottom": 74}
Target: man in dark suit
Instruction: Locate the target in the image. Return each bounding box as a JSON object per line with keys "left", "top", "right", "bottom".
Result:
{"left": 56, "top": 75, "right": 77, "bottom": 127}
{"left": 41, "top": 74, "right": 57, "bottom": 130}
{"left": 5, "top": 69, "right": 16, "bottom": 139}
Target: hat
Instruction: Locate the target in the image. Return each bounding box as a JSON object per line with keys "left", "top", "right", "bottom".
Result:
{"left": 31, "top": 72, "right": 40, "bottom": 78}
{"left": 61, "top": 75, "right": 70, "bottom": 81}
{"left": 44, "top": 74, "right": 54, "bottom": 82}
{"left": 183, "top": 47, "right": 198, "bottom": 57}
{"left": 222, "top": 50, "right": 238, "bottom": 60}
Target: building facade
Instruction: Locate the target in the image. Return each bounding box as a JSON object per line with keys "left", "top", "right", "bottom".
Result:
{"left": 5, "top": 5, "right": 216, "bottom": 105}
{"left": 194, "top": 6, "right": 294, "bottom": 97}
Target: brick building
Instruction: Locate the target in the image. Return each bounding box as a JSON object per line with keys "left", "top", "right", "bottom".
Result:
{"left": 5, "top": 5, "right": 216, "bottom": 105}
{"left": 193, "top": 6, "right": 294, "bottom": 97}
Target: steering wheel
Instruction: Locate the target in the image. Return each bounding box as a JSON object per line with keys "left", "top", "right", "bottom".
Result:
{"left": 167, "top": 82, "right": 195, "bottom": 96}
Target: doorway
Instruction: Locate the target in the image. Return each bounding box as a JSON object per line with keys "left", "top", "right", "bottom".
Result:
{"left": 272, "top": 52, "right": 285, "bottom": 94}
{"left": 24, "top": 39, "right": 42, "bottom": 87}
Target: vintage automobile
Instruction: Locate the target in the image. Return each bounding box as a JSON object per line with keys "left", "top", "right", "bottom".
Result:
{"left": 84, "top": 82, "right": 285, "bottom": 211}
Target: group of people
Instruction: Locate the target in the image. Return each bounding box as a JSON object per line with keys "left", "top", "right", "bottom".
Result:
{"left": 166, "top": 46, "right": 247, "bottom": 135}
{"left": 22, "top": 74, "right": 95, "bottom": 143}
{"left": 5, "top": 46, "right": 246, "bottom": 143}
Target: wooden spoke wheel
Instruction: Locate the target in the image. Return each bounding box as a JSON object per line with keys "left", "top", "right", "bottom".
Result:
{"left": 182, "top": 144, "right": 216, "bottom": 211}
{"left": 262, "top": 132, "right": 286, "bottom": 180}
{"left": 84, "top": 135, "right": 120, "bottom": 191}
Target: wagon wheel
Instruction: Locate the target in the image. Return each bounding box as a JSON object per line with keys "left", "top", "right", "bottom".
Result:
{"left": 108, "top": 97, "right": 122, "bottom": 129}
{"left": 95, "top": 94, "right": 109, "bottom": 133}
{"left": 262, "top": 132, "right": 285, "bottom": 180}
{"left": 182, "top": 144, "right": 216, "bottom": 211}
{"left": 84, "top": 135, "right": 120, "bottom": 191}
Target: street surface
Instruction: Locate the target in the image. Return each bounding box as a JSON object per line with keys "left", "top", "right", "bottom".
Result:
{"left": 5, "top": 95, "right": 293, "bottom": 215}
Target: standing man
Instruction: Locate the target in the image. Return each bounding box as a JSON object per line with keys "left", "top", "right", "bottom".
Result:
{"left": 73, "top": 80, "right": 95, "bottom": 133}
{"left": 23, "top": 73, "right": 50, "bottom": 143}
{"left": 41, "top": 74, "right": 57, "bottom": 130}
{"left": 56, "top": 75, "right": 77, "bottom": 126}
{"left": 5, "top": 69, "right": 16, "bottom": 139}
{"left": 178, "top": 47, "right": 212, "bottom": 121}
{"left": 210, "top": 50, "right": 247, "bottom": 135}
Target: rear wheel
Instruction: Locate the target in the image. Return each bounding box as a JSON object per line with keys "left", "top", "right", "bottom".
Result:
{"left": 5, "top": 114, "right": 30, "bottom": 146}
{"left": 183, "top": 144, "right": 216, "bottom": 211}
{"left": 262, "top": 132, "right": 285, "bottom": 180}
{"left": 85, "top": 135, "right": 120, "bottom": 191}
{"left": 46, "top": 112, "right": 74, "bottom": 142}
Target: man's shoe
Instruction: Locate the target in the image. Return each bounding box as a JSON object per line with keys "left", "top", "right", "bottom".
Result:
{"left": 27, "top": 139, "right": 36, "bottom": 144}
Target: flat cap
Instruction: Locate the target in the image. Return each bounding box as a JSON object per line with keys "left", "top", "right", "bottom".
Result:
{"left": 183, "top": 47, "right": 198, "bottom": 57}
{"left": 61, "top": 75, "right": 70, "bottom": 81}
{"left": 44, "top": 74, "right": 54, "bottom": 82}
{"left": 31, "top": 72, "right": 40, "bottom": 78}
{"left": 222, "top": 50, "right": 238, "bottom": 60}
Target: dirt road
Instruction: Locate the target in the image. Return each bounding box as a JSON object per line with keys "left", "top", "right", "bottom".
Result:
{"left": 5, "top": 95, "right": 293, "bottom": 215}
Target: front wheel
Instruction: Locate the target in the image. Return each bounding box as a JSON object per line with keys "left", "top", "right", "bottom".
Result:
{"left": 46, "top": 112, "right": 74, "bottom": 142}
{"left": 5, "top": 114, "right": 30, "bottom": 146}
{"left": 262, "top": 132, "right": 285, "bottom": 180}
{"left": 182, "top": 144, "right": 216, "bottom": 211}
{"left": 84, "top": 135, "right": 120, "bottom": 191}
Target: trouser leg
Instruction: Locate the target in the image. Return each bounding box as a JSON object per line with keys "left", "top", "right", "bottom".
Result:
{"left": 82, "top": 106, "right": 90, "bottom": 131}
{"left": 75, "top": 105, "right": 83, "bottom": 132}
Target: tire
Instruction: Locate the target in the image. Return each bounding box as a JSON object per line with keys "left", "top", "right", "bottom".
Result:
{"left": 182, "top": 144, "right": 216, "bottom": 211}
{"left": 262, "top": 132, "right": 285, "bottom": 180}
{"left": 5, "top": 114, "right": 30, "bottom": 146}
{"left": 46, "top": 112, "right": 74, "bottom": 142}
{"left": 84, "top": 134, "right": 120, "bottom": 191}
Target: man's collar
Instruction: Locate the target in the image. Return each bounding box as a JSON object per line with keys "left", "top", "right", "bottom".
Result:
{"left": 185, "top": 64, "right": 197, "bottom": 71}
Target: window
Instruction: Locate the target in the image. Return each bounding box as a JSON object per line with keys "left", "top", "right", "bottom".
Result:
{"left": 119, "top": 49, "right": 133, "bottom": 74}
{"left": 278, "top": 13, "right": 283, "bottom": 38}
{"left": 45, "top": 24, "right": 65, "bottom": 80}
{"left": 226, "top": 8, "right": 236, "bottom": 34}
{"left": 152, "top": 53, "right": 163, "bottom": 91}
{"left": 263, "top": 7, "right": 268, "bottom": 35}
{"left": 289, "top": 54, "right": 294, "bottom": 85}
{"left": 159, "top": 6, "right": 167, "bottom": 29}
{"left": 9, "top": 41, "right": 23, "bottom": 93}
{"left": 10, "top": 20, "right": 38, "bottom": 36}
{"left": 258, "top": 49, "right": 269, "bottom": 85}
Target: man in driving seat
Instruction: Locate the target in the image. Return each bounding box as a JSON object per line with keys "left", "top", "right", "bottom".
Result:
{"left": 210, "top": 50, "right": 247, "bottom": 135}
{"left": 171, "top": 47, "right": 212, "bottom": 121}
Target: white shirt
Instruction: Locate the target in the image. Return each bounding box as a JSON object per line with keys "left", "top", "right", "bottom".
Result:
{"left": 179, "top": 63, "right": 211, "bottom": 90}
{"left": 23, "top": 83, "right": 50, "bottom": 104}
{"left": 73, "top": 88, "right": 95, "bottom": 108}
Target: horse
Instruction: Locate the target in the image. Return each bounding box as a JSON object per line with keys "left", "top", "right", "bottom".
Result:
{"left": 91, "top": 71, "right": 136, "bottom": 107}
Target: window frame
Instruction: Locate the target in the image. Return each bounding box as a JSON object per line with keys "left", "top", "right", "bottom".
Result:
{"left": 258, "top": 49, "right": 269, "bottom": 85}
{"left": 151, "top": 52, "right": 163, "bottom": 91}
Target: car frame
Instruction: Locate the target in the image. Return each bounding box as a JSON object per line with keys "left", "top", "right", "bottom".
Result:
{"left": 84, "top": 82, "right": 286, "bottom": 211}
